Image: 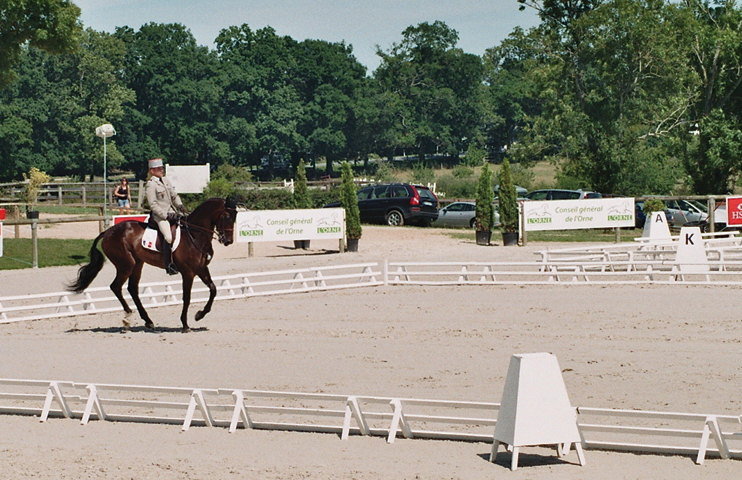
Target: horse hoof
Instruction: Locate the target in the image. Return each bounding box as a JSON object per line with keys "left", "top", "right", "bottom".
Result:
{"left": 195, "top": 311, "right": 205, "bottom": 322}
{"left": 181, "top": 327, "right": 191, "bottom": 333}
{"left": 144, "top": 322, "right": 155, "bottom": 330}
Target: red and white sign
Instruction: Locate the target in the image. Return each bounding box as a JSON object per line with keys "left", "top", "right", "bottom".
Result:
{"left": 726, "top": 196, "right": 742, "bottom": 226}
{"left": 113, "top": 214, "right": 148, "bottom": 225}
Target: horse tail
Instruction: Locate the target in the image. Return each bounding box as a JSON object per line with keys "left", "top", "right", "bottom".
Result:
{"left": 66, "top": 232, "right": 107, "bottom": 293}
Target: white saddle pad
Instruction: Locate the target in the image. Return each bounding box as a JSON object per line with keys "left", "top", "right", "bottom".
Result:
{"left": 142, "top": 226, "right": 181, "bottom": 252}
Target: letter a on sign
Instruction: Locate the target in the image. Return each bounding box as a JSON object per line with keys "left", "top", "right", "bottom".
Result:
{"left": 641, "top": 211, "right": 671, "bottom": 240}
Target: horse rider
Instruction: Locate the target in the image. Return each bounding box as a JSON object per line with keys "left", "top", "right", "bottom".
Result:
{"left": 145, "top": 158, "right": 186, "bottom": 275}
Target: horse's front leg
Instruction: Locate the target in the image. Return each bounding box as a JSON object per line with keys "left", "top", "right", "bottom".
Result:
{"left": 195, "top": 268, "right": 217, "bottom": 322}
{"left": 180, "top": 274, "right": 195, "bottom": 333}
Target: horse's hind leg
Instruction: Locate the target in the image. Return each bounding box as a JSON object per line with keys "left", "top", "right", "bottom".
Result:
{"left": 127, "top": 262, "right": 155, "bottom": 329}
{"left": 110, "top": 265, "right": 134, "bottom": 326}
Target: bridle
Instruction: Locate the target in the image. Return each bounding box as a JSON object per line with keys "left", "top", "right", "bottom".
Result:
{"left": 178, "top": 203, "right": 238, "bottom": 259}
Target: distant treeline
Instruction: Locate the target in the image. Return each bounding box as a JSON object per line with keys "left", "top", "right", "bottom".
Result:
{"left": 2, "top": 1, "right": 741, "bottom": 197}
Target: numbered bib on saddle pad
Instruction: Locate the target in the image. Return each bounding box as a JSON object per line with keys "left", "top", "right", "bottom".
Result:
{"left": 141, "top": 225, "right": 181, "bottom": 252}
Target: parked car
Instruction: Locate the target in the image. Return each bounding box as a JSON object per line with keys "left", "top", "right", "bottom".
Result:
{"left": 494, "top": 184, "right": 528, "bottom": 198}
{"left": 524, "top": 189, "right": 602, "bottom": 200}
{"left": 635, "top": 200, "right": 675, "bottom": 229}
{"left": 432, "top": 201, "right": 501, "bottom": 229}
{"left": 692, "top": 203, "right": 740, "bottom": 232}
{"left": 324, "top": 183, "right": 439, "bottom": 226}
{"left": 663, "top": 199, "right": 708, "bottom": 227}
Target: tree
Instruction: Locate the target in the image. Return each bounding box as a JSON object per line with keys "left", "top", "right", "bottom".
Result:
{"left": 293, "top": 159, "right": 310, "bottom": 209}
{"left": 374, "top": 21, "right": 486, "bottom": 162}
{"left": 474, "top": 163, "right": 495, "bottom": 232}
{"left": 0, "top": 0, "right": 81, "bottom": 87}
{"left": 498, "top": 159, "right": 519, "bottom": 234}
{"left": 339, "top": 162, "right": 361, "bottom": 240}
{"left": 115, "top": 23, "right": 224, "bottom": 174}
{"left": 679, "top": 0, "right": 742, "bottom": 194}
{"left": 512, "top": 0, "right": 692, "bottom": 195}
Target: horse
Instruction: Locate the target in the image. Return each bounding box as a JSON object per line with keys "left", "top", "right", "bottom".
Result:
{"left": 67, "top": 197, "right": 238, "bottom": 333}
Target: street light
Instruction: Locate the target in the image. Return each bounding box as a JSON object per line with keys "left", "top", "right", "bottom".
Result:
{"left": 96, "top": 123, "right": 116, "bottom": 227}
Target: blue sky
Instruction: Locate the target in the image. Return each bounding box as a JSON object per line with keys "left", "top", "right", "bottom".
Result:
{"left": 74, "top": 0, "right": 540, "bottom": 72}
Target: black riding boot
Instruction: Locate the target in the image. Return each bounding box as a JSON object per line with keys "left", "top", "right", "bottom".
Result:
{"left": 162, "top": 240, "right": 178, "bottom": 275}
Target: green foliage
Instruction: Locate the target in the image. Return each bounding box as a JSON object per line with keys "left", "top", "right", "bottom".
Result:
{"left": 436, "top": 173, "right": 477, "bottom": 198}
{"left": 0, "top": 0, "right": 82, "bottom": 88}
{"left": 411, "top": 162, "right": 435, "bottom": 185}
{"left": 236, "top": 189, "right": 293, "bottom": 210}
{"left": 203, "top": 163, "right": 253, "bottom": 199}
{"left": 498, "top": 159, "right": 518, "bottom": 233}
{"left": 293, "top": 159, "right": 310, "bottom": 208}
{"left": 682, "top": 109, "right": 742, "bottom": 194}
{"left": 340, "top": 162, "right": 362, "bottom": 239}
{"left": 463, "top": 144, "right": 486, "bottom": 167}
{"left": 642, "top": 198, "right": 666, "bottom": 216}
{"left": 508, "top": 163, "right": 535, "bottom": 191}
{"left": 212, "top": 163, "right": 253, "bottom": 182}
{"left": 374, "top": 21, "right": 486, "bottom": 162}
{"left": 22, "top": 167, "right": 51, "bottom": 206}
{"left": 452, "top": 165, "right": 474, "bottom": 178}
{"left": 374, "top": 161, "right": 396, "bottom": 182}
{"left": 474, "top": 163, "right": 495, "bottom": 231}
{"left": 203, "top": 177, "right": 238, "bottom": 200}
{"left": 5, "top": 5, "right": 742, "bottom": 195}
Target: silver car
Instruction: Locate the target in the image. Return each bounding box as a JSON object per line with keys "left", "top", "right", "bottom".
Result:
{"left": 664, "top": 199, "right": 708, "bottom": 226}
{"left": 432, "top": 201, "right": 500, "bottom": 228}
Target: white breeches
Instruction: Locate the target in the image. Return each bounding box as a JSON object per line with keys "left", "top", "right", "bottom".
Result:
{"left": 157, "top": 219, "right": 173, "bottom": 244}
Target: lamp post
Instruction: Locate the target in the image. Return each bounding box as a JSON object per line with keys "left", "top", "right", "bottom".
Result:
{"left": 95, "top": 124, "right": 116, "bottom": 227}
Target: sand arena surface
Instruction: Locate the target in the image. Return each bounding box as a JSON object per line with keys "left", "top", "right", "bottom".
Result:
{"left": 1, "top": 221, "right": 742, "bottom": 479}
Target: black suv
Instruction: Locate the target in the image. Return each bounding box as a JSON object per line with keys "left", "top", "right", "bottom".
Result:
{"left": 326, "top": 183, "right": 439, "bottom": 226}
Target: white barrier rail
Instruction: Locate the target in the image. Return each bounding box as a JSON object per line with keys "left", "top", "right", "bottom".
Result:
{"left": 5, "top": 257, "right": 742, "bottom": 324}
{"left": 385, "top": 260, "right": 742, "bottom": 285}
{"left": 0, "top": 263, "right": 383, "bottom": 324}
{"left": 1, "top": 378, "right": 740, "bottom": 464}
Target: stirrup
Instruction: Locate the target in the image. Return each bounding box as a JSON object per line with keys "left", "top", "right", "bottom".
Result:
{"left": 165, "top": 263, "right": 179, "bottom": 275}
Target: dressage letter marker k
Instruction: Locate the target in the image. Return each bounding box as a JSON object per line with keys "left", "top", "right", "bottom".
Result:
{"left": 685, "top": 233, "right": 695, "bottom": 245}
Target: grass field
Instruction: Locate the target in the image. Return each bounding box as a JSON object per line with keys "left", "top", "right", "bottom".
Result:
{"left": 0, "top": 238, "right": 90, "bottom": 270}
{"left": 446, "top": 227, "right": 641, "bottom": 243}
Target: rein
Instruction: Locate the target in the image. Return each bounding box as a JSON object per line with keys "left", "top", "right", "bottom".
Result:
{"left": 177, "top": 206, "right": 234, "bottom": 259}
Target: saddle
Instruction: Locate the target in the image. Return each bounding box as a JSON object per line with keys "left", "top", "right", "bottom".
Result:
{"left": 141, "top": 216, "right": 181, "bottom": 252}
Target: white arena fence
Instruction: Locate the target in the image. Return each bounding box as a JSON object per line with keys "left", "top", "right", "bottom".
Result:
{"left": 0, "top": 263, "right": 383, "bottom": 324}
{"left": 5, "top": 250, "right": 742, "bottom": 323}
{"left": 0, "top": 378, "right": 740, "bottom": 465}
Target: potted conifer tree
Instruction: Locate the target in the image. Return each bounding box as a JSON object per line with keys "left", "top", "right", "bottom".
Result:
{"left": 293, "top": 159, "right": 311, "bottom": 249}
{"left": 474, "top": 163, "right": 495, "bottom": 245}
{"left": 22, "top": 167, "right": 51, "bottom": 219}
{"left": 340, "top": 162, "right": 362, "bottom": 251}
{"left": 498, "top": 159, "right": 519, "bottom": 246}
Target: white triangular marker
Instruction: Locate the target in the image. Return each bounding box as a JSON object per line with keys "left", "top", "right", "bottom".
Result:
{"left": 642, "top": 211, "right": 671, "bottom": 240}
{"left": 676, "top": 226, "right": 709, "bottom": 273}
{"left": 494, "top": 352, "right": 582, "bottom": 447}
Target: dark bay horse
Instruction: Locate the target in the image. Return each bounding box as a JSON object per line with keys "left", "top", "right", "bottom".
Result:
{"left": 67, "top": 198, "right": 238, "bottom": 332}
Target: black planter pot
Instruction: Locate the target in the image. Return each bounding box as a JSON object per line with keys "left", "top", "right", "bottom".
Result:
{"left": 293, "top": 240, "right": 311, "bottom": 250}
{"left": 502, "top": 231, "right": 519, "bottom": 246}
{"left": 346, "top": 238, "right": 359, "bottom": 252}
{"left": 26, "top": 210, "right": 39, "bottom": 219}
{"left": 475, "top": 230, "right": 491, "bottom": 246}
